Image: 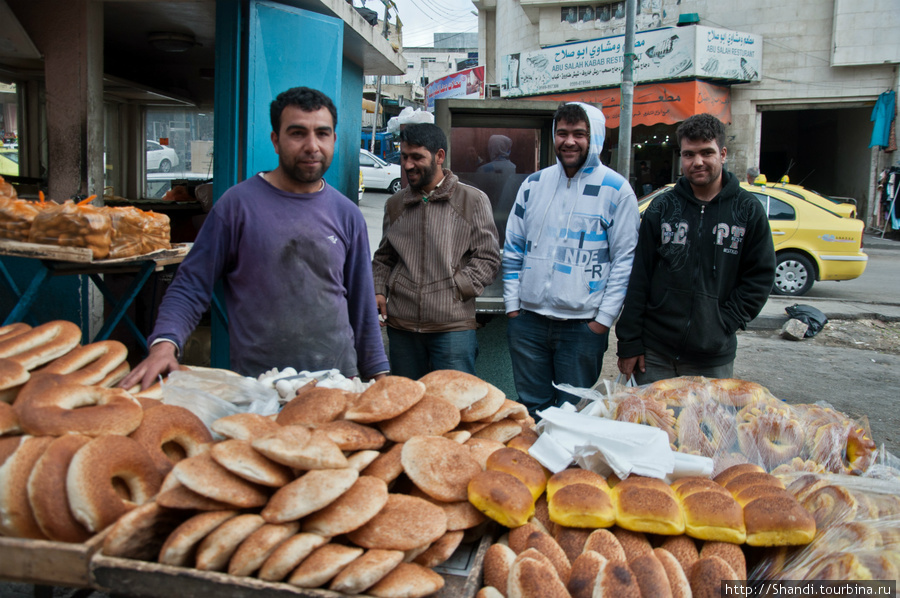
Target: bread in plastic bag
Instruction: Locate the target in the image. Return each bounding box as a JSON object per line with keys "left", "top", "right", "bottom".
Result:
{"left": 0, "top": 175, "right": 17, "bottom": 200}
{"left": 28, "top": 199, "right": 112, "bottom": 259}
{"left": 750, "top": 469, "right": 900, "bottom": 583}
{"left": 102, "top": 206, "right": 171, "bottom": 259}
{"left": 0, "top": 196, "right": 39, "bottom": 242}
{"left": 577, "top": 376, "right": 879, "bottom": 477}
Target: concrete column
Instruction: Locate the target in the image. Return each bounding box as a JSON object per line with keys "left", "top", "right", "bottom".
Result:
{"left": 13, "top": 0, "right": 104, "bottom": 201}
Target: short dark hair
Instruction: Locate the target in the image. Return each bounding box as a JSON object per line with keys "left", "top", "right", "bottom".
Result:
{"left": 676, "top": 113, "right": 726, "bottom": 151}
{"left": 399, "top": 123, "right": 447, "bottom": 155}
{"left": 270, "top": 87, "right": 337, "bottom": 133}
{"left": 554, "top": 103, "right": 589, "bottom": 127}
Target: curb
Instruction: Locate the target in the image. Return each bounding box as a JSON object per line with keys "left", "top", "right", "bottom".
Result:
{"left": 748, "top": 310, "right": 900, "bottom": 331}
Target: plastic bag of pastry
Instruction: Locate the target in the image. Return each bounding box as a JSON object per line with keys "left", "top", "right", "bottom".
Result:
{"left": 28, "top": 197, "right": 112, "bottom": 259}
{"left": 0, "top": 196, "right": 39, "bottom": 241}
{"left": 0, "top": 175, "right": 17, "bottom": 200}
{"left": 102, "top": 206, "right": 171, "bottom": 259}
{"left": 139, "top": 209, "right": 171, "bottom": 254}
{"left": 750, "top": 470, "right": 900, "bottom": 583}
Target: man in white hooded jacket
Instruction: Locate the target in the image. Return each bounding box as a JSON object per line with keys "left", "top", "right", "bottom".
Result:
{"left": 502, "top": 102, "right": 640, "bottom": 416}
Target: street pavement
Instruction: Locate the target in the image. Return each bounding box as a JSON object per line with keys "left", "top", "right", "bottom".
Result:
{"left": 750, "top": 232, "right": 900, "bottom": 330}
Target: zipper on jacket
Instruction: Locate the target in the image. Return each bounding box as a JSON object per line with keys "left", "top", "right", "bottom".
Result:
{"left": 416, "top": 201, "right": 427, "bottom": 331}
{"left": 677, "top": 203, "right": 705, "bottom": 358}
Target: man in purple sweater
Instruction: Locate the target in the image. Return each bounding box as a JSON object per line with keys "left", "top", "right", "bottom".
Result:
{"left": 121, "top": 87, "right": 389, "bottom": 389}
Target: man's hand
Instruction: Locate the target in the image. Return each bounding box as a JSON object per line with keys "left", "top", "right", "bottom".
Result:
{"left": 507, "top": 310, "right": 520, "bottom": 318}
{"left": 617, "top": 355, "right": 645, "bottom": 377}
{"left": 375, "top": 294, "right": 388, "bottom": 327}
{"left": 588, "top": 321, "right": 609, "bottom": 335}
{"left": 119, "top": 341, "right": 180, "bottom": 391}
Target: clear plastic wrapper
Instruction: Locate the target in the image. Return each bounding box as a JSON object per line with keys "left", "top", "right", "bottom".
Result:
{"left": 0, "top": 196, "right": 39, "bottom": 241}
{"left": 577, "top": 376, "right": 879, "bottom": 477}
{"left": 27, "top": 199, "right": 112, "bottom": 258}
{"left": 160, "top": 368, "right": 281, "bottom": 432}
{"left": 0, "top": 175, "right": 16, "bottom": 200}
{"left": 750, "top": 471, "right": 900, "bottom": 583}
{"left": 102, "top": 205, "right": 171, "bottom": 258}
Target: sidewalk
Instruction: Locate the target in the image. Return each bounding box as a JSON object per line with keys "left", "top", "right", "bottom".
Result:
{"left": 749, "top": 232, "right": 900, "bottom": 330}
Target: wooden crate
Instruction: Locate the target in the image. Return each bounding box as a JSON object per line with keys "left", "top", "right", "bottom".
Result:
{"left": 0, "top": 532, "right": 107, "bottom": 588}
{"left": 91, "top": 534, "right": 491, "bottom": 598}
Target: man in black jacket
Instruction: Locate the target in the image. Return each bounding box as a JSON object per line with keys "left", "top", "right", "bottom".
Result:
{"left": 616, "top": 114, "right": 775, "bottom": 383}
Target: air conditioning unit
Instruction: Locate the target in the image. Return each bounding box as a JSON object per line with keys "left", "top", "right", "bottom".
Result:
{"left": 487, "top": 84, "right": 502, "bottom": 99}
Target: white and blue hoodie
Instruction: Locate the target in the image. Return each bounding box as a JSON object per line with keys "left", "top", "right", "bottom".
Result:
{"left": 502, "top": 102, "right": 640, "bottom": 327}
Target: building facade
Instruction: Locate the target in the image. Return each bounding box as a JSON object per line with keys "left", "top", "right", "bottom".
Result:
{"left": 474, "top": 0, "right": 899, "bottom": 225}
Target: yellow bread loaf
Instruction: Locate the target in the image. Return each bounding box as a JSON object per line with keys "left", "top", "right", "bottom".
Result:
{"left": 485, "top": 447, "right": 548, "bottom": 501}
{"left": 549, "top": 482, "right": 616, "bottom": 528}
{"left": 467, "top": 469, "right": 535, "bottom": 528}
{"left": 614, "top": 484, "right": 685, "bottom": 535}
{"left": 681, "top": 490, "right": 747, "bottom": 543}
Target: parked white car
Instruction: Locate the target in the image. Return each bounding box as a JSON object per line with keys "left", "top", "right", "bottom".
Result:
{"left": 359, "top": 148, "right": 402, "bottom": 194}
{"left": 146, "top": 140, "right": 179, "bottom": 173}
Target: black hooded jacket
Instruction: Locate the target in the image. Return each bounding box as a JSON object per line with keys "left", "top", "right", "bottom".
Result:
{"left": 616, "top": 170, "right": 775, "bottom": 366}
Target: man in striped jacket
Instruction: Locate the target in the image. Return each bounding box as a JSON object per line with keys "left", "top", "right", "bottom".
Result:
{"left": 372, "top": 123, "right": 501, "bottom": 379}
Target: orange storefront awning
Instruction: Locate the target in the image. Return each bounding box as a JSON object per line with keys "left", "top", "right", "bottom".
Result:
{"left": 527, "top": 80, "right": 731, "bottom": 128}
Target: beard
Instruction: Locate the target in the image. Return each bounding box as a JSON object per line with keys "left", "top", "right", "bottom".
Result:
{"left": 556, "top": 146, "right": 588, "bottom": 173}
{"left": 407, "top": 156, "right": 439, "bottom": 192}
{"left": 281, "top": 153, "right": 330, "bottom": 185}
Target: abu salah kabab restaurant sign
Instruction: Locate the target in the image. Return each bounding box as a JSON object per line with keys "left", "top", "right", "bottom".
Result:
{"left": 501, "top": 25, "right": 762, "bottom": 99}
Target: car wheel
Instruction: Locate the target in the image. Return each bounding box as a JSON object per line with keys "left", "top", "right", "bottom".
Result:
{"left": 773, "top": 252, "right": 815, "bottom": 296}
{"left": 389, "top": 179, "right": 402, "bottom": 194}
{"left": 158, "top": 159, "right": 172, "bottom": 173}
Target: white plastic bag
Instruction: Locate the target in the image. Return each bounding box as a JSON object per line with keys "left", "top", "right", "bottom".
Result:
{"left": 160, "top": 368, "right": 281, "bottom": 431}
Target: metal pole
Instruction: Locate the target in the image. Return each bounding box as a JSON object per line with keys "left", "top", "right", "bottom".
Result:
{"left": 371, "top": 75, "right": 382, "bottom": 153}
{"left": 616, "top": 0, "right": 636, "bottom": 183}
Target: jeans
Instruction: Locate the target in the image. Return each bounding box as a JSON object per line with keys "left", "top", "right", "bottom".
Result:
{"left": 507, "top": 310, "right": 609, "bottom": 416}
{"left": 634, "top": 348, "right": 734, "bottom": 385}
{"left": 386, "top": 327, "right": 478, "bottom": 380}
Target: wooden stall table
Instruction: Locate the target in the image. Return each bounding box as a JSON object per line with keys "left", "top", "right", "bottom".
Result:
{"left": 0, "top": 241, "right": 191, "bottom": 351}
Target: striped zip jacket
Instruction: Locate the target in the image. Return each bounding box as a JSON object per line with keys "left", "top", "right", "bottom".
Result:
{"left": 372, "top": 169, "right": 501, "bottom": 332}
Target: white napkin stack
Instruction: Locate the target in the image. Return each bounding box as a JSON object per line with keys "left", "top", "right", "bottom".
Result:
{"left": 530, "top": 405, "right": 713, "bottom": 482}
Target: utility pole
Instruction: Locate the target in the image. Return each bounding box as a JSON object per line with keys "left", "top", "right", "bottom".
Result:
{"left": 370, "top": 0, "right": 394, "bottom": 152}
{"left": 617, "top": 0, "right": 636, "bottom": 183}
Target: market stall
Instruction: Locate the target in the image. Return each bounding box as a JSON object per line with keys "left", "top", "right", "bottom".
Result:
{"left": 1, "top": 342, "right": 897, "bottom": 598}
{"left": 0, "top": 185, "right": 897, "bottom": 598}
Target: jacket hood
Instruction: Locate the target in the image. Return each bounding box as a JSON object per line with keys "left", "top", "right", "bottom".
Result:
{"left": 552, "top": 101, "right": 607, "bottom": 174}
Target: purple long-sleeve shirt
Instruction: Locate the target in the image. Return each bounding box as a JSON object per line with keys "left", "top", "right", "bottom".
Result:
{"left": 149, "top": 173, "right": 389, "bottom": 379}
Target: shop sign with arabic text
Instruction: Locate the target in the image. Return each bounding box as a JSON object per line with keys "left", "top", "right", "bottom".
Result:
{"left": 501, "top": 25, "right": 761, "bottom": 98}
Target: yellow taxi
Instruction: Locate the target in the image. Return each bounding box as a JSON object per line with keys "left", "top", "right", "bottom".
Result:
{"left": 0, "top": 148, "right": 18, "bottom": 177}
{"left": 761, "top": 175, "right": 857, "bottom": 219}
{"left": 638, "top": 182, "right": 867, "bottom": 296}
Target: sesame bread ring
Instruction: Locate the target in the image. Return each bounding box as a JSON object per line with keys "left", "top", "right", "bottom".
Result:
{"left": 26, "top": 433, "right": 93, "bottom": 542}
{"left": 14, "top": 374, "right": 144, "bottom": 437}
{"left": 0, "top": 435, "right": 54, "bottom": 538}
{"left": 0, "top": 358, "right": 30, "bottom": 403}
{"left": 709, "top": 378, "right": 770, "bottom": 408}
{"left": 0, "top": 401, "right": 21, "bottom": 435}
{"left": 129, "top": 404, "right": 213, "bottom": 476}
{"left": 66, "top": 434, "right": 163, "bottom": 532}
{"left": 0, "top": 320, "right": 81, "bottom": 371}
{"left": 736, "top": 407, "right": 804, "bottom": 470}
{"left": 0, "top": 322, "right": 31, "bottom": 342}
{"left": 676, "top": 400, "right": 737, "bottom": 457}
{"left": 615, "top": 394, "right": 677, "bottom": 445}
{"left": 39, "top": 340, "right": 129, "bottom": 386}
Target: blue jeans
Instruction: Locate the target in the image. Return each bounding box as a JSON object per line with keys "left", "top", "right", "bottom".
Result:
{"left": 634, "top": 348, "right": 734, "bottom": 385}
{"left": 506, "top": 310, "right": 609, "bottom": 416}
{"left": 386, "top": 327, "right": 478, "bottom": 380}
